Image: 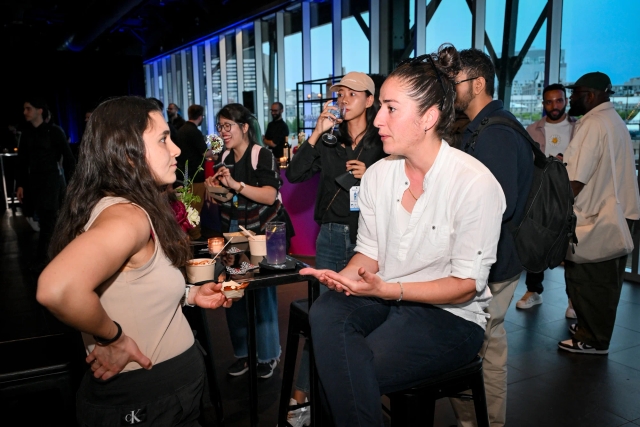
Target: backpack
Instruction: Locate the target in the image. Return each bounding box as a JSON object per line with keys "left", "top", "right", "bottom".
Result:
{"left": 470, "top": 116, "right": 577, "bottom": 273}
{"left": 220, "top": 144, "right": 283, "bottom": 203}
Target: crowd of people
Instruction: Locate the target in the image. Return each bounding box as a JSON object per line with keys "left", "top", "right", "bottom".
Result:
{"left": 4, "top": 40, "right": 637, "bottom": 427}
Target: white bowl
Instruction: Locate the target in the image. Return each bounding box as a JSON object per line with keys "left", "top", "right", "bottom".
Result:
{"left": 248, "top": 235, "right": 267, "bottom": 256}
{"left": 221, "top": 280, "right": 249, "bottom": 299}
{"left": 223, "top": 231, "right": 255, "bottom": 244}
{"left": 185, "top": 259, "right": 216, "bottom": 284}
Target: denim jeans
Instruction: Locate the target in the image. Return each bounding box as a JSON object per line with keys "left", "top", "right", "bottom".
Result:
{"left": 294, "top": 223, "right": 356, "bottom": 393}
{"left": 225, "top": 219, "right": 280, "bottom": 362}
{"left": 309, "top": 291, "right": 484, "bottom": 427}
{"left": 314, "top": 223, "right": 357, "bottom": 272}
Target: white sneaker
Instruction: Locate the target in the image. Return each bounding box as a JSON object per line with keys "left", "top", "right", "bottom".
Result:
{"left": 278, "top": 398, "right": 310, "bottom": 427}
{"left": 515, "top": 291, "right": 543, "bottom": 309}
{"left": 26, "top": 217, "right": 40, "bottom": 232}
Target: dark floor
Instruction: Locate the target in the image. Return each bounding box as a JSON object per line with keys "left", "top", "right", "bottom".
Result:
{"left": 2, "top": 204, "right": 640, "bottom": 427}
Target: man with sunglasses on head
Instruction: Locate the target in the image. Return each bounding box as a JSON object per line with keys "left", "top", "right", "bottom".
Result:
{"left": 516, "top": 84, "right": 577, "bottom": 316}
{"left": 558, "top": 72, "right": 640, "bottom": 355}
{"left": 450, "top": 48, "right": 533, "bottom": 427}
{"left": 263, "top": 102, "right": 289, "bottom": 159}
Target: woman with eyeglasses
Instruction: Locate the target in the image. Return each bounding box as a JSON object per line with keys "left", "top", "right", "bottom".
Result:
{"left": 204, "top": 103, "right": 292, "bottom": 379}
{"left": 300, "top": 44, "right": 506, "bottom": 426}
{"left": 283, "top": 71, "right": 386, "bottom": 422}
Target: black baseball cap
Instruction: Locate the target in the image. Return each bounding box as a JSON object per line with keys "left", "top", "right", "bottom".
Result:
{"left": 566, "top": 72, "right": 615, "bottom": 94}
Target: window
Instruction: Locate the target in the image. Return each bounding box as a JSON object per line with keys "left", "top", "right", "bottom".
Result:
{"left": 224, "top": 32, "right": 238, "bottom": 104}
{"left": 486, "top": 0, "right": 547, "bottom": 124}
{"left": 562, "top": 0, "right": 640, "bottom": 123}
{"left": 342, "top": 0, "right": 370, "bottom": 74}
{"left": 310, "top": 2, "right": 332, "bottom": 81}
{"left": 425, "top": 0, "right": 472, "bottom": 54}
{"left": 284, "top": 7, "right": 302, "bottom": 129}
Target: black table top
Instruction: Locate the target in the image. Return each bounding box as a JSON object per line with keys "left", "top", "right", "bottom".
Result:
{"left": 191, "top": 241, "right": 311, "bottom": 291}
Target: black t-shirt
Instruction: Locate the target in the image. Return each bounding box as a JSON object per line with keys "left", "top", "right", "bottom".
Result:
{"left": 218, "top": 144, "right": 284, "bottom": 235}
{"left": 286, "top": 132, "right": 386, "bottom": 243}
{"left": 264, "top": 118, "right": 289, "bottom": 158}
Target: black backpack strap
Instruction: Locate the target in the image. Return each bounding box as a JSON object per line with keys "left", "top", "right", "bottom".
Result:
{"left": 466, "top": 117, "right": 490, "bottom": 152}
{"left": 478, "top": 116, "right": 548, "bottom": 167}
{"left": 470, "top": 116, "right": 546, "bottom": 235}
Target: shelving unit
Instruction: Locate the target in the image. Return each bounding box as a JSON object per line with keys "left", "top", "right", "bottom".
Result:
{"left": 295, "top": 75, "right": 344, "bottom": 135}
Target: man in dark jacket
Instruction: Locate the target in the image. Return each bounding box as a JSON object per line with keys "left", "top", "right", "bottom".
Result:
{"left": 175, "top": 104, "right": 207, "bottom": 238}
{"left": 16, "top": 98, "right": 75, "bottom": 265}
{"left": 449, "top": 49, "right": 533, "bottom": 427}
{"left": 167, "top": 102, "right": 186, "bottom": 130}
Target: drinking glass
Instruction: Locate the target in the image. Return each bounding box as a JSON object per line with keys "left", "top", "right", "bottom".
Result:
{"left": 321, "top": 102, "right": 345, "bottom": 146}
{"left": 265, "top": 221, "right": 287, "bottom": 265}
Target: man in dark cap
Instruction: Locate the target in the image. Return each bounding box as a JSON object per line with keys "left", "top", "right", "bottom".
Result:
{"left": 559, "top": 72, "right": 640, "bottom": 354}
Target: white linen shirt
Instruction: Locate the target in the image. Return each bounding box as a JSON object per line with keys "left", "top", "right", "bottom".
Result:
{"left": 355, "top": 141, "right": 506, "bottom": 329}
{"left": 564, "top": 101, "right": 640, "bottom": 221}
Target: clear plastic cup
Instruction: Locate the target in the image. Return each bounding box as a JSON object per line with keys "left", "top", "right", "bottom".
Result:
{"left": 265, "top": 221, "right": 286, "bottom": 265}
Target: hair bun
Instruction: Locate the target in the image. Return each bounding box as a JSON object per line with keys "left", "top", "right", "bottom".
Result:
{"left": 434, "top": 43, "right": 461, "bottom": 81}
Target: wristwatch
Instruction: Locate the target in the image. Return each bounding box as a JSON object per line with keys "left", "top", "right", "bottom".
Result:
{"left": 237, "top": 182, "right": 246, "bottom": 193}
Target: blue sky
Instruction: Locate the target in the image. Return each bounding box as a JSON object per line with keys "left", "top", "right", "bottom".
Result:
{"left": 284, "top": 0, "right": 639, "bottom": 89}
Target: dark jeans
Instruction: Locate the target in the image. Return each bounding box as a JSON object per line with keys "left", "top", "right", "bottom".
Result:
{"left": 295, "top": 223, "right": 357, "bottom": 393}
{"left": 525, "top": 270, "right": 544, "bottom": 294}
{"left": 309, "top": 291, "right": 484, "bottom": 427}
{"left": 564, "top": 255, "right": 627, "bottom": 350}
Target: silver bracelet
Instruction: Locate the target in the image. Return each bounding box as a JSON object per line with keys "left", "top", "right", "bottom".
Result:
{"left": 182, "top": 285, "right": 195, "bottom": 307}
{"left": 396, "top": 282, "right": 404, "bottom": 302}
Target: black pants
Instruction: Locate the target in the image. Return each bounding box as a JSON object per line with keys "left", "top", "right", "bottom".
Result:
{"left": 525, "top": 270, "right": 544, "bottom": 294}
{"left": 564, "top": 255, "right": 627, "bottom": 350}
{"left": 76, "top": 343, "right": 205, "bottom": 427}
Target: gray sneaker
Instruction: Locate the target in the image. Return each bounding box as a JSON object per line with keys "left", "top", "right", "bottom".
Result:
{"left": 558, "top": 338, "right": 608, "bottom": 355}
{"left": 515, "top": 291, "right": 543, "bottom": 309}
{"left": 227, "top": 358, "right": 249, "bottom": 376}
{"left": 257, "top": 358, "right": 279, "bottom": 379}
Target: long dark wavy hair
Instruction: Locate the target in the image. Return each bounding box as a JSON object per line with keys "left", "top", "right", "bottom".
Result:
{"left": 49, "top": 96, "right": 191, "bottom": 267}
{"left": 390, "top": 43, "right": 461, "bottom": 139}
{"left": 337, "top": 73, "right": 385, "bottom": 150}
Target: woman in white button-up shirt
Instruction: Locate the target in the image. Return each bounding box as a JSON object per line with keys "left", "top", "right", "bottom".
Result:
{"left": 302, "top": 44, "right": 506, "bottom": 426}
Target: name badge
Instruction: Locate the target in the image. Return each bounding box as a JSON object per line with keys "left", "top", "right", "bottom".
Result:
{"left": 350, "top": 186, "right": 360, "bottom": 211}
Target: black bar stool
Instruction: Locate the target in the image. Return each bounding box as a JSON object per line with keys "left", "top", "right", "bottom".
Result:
{"left": 385, "top": 355, "right": 489, "bottom": 427}
{"left": 278, "top": 277, "right": 325, "bottom": 427}
{"left": 278, "top": 298, "right": 312, "bottom": 426}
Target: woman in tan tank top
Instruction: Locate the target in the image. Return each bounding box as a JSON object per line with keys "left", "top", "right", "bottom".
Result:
{"left": 37, "top": 96, "right": 232, "bottom": 426}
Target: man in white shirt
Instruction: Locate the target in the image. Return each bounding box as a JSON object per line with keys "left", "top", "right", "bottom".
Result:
{"left": 559, "top": 72, "right": 640, "bottom": 355}
{"left": 516, "top": 84, "right": 577, "bottom": 316}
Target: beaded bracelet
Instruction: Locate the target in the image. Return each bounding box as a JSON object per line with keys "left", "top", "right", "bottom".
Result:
{"left": 396, "top": 282, "right": 404, "bottom": 302}
{"left": 93, "top": 321, "right": 122, "bottom": 346}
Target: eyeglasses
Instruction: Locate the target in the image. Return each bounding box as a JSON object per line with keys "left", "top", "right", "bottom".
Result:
{"left": 454, "top": 76, "right": 478, "bottom": 85}
{"left": 215, "top": 122, "right": 238, "bottom": 132}
{"left": 398, "top": 54, "right": 447, "bottom": 109}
